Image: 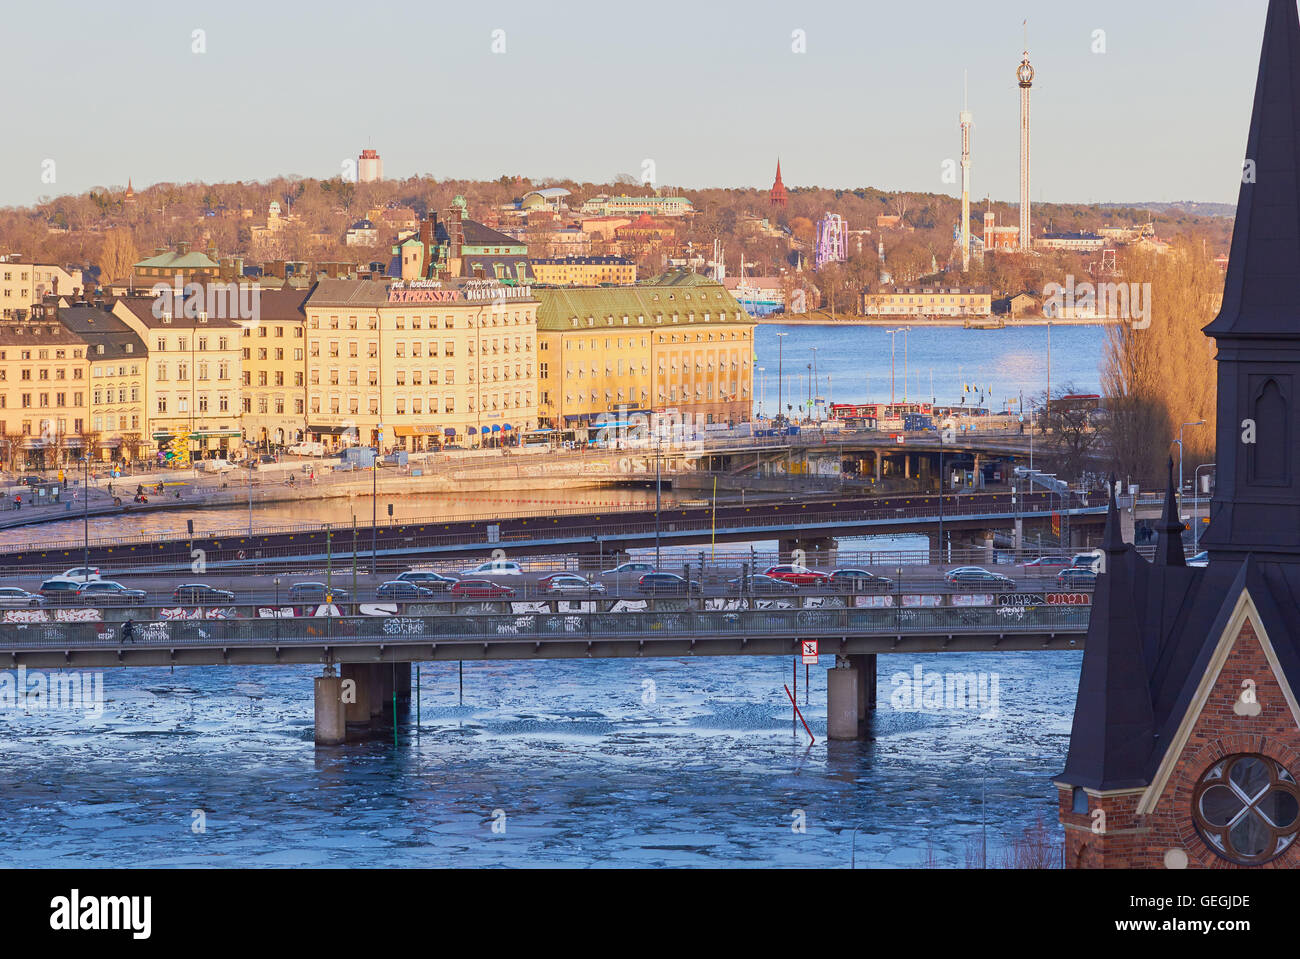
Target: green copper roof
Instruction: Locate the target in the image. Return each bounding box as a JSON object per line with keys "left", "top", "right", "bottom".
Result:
{"left": 535, "top": 275, "right": 753, "bottom": 332}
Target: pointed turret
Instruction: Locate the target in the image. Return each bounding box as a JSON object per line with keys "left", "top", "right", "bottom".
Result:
{"left": 1206, "top": 0, "right": 1300, "bottom": 337}
{"left": 769, "top": 160, "right": 788, "bottom": 209}
{"left": 1059, "top": 480, "right": 1157, "bottom": 790}
{"left": 1203, "top": 0, "right": 1300, "bottom": 563}
{"left": 1154, "top": 459, "right": 1187, "bottom": 567}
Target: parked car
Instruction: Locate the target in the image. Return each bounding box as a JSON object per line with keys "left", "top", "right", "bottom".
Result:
{"left": 377, "top": 581, "right": 437, "bottom": 600}
{"left": 450, "top": 579, "right": 515, "bottom": 599}
{"left": 288, "top": 442, "right": 326, "bottom": 456}
{"left": 0, "top": 587, "right": 43, "bottom": 608}
{"left": 944, "top": 566, "right": 1016, "bottom": 590}
{"left": 828, "top": 568, "right": 894, "bottom": 591}
{"left": 61, "top": 567, "right": 101, "bottom": 582}
{"left": 40, "top": 578, "right": 87, "bottom": 604}
{"left": 728, "top": 573, "right": 799, "bottom": 594}
{"left": 288, "top": 582, "right": 348, "bottom": 602}
{"left": 539, "top": 573, "right": 606, "bottom": 594}
{"left": 460, "top": 560, "right": 523, "bottom": 577}
{"left": 598, "top": 561, "right": 657, "bottom": 581}
{"left": 395, "top": 570, "right": 458, "bottom": 590}
{"left": 76, "top": 581, "right": 146, "bottom": 605}
{"left": 636, "top": 572, "right": 702, "bottom": 595}
{"left": 172, "top": 584, "right": 236, "bottom": 604}
{"left": 1057, "top": 566, "right": 1100, "bottom": 588}
{"left": 763, "top": 564, "right": 830, "bottom": 586}
{"left": 1019, "top": 555, "right": 1072, "bottom": 570}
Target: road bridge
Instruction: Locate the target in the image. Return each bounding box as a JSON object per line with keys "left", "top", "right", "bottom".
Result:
{"left": 0, "top": 490, "right": 1106, "bottom": 576}
{"left": 1, "top": 596, "right": 1089, "bottom": 744}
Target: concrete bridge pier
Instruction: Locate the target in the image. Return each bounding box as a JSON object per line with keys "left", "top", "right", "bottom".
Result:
{"left": 314, "top": 667, "right": 346, "bottom": 746}
{"left": 370, "top": 665, "right": 386, "bottom": 718}
{"left": 1013, "top": 517, "right": 1024, "bottom": 550}
{"left": 828, "top": 654, "right": 876, "bottom": 740}
{"left": 395, "top": 663, "right": 412, "bottom": 704}
{"left": 779, "top": 536, "right": 837, "bottom": 566}
{"left": 341, "top": 662, "right": 373, "bottom": 726}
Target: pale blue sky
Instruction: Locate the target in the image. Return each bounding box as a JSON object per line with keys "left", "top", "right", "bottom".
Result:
{"left": 0, "top": 0, "right": 1270, "bottom": 208}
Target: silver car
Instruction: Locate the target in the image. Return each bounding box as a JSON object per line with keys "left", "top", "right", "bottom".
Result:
{"left": 0, "top": 587, "right": 43, "bottom": 608}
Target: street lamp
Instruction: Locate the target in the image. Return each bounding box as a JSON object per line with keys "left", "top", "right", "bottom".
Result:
{"left": 80, "top": 456, "right": 89, "bottom": 578}
{"left": 885, "top": 329, "right": 900, "bottom": 413}
{"left": 1177, "top": 421, "right": 1206, "bottom": 525}
{"left": 900, "top": 327, "right": 911, "bottom": 404}
{"left": 775, "top": 332, "right": 789, "bottom": 425}
{"left": 757, "top": 367, "right": 766, "bottom": 419}
{"left": 810, "top": 347, "right": 819, "bottom": 422}
{"left": 1193, "top": 463, "right": 1215, "bottom": 554}
{"left": 655, "top": 432, "right": 663, "bottom": 569}
{"left": 371, "top": 423, "right": 383, "bottom": 574}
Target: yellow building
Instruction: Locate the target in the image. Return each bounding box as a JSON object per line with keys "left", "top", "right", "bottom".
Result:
{"left": 0, "top": 302, "right": 89, "bottom": 469}
{"left": 303, "top": 277, "right": 538, "bottom": 450}
{"left": 861, "top": 285, "right": 993, "bottom": 317}
{"left": 531, "top": 256, "right": 635, "bottom": 287}
{"left": 239, "top": 287, "right": 309, "bottom": 449}
{"left": 58, "top": 305, "right": 148, "bottom": 463}
{"left": 112, "top": 295, "right": 245, "bottom": 459}
{"left": 535, "top": 272, "right": 755, "bottom": 431}
{"left": 0, "top": 258, "right": 85, "bottom": 319}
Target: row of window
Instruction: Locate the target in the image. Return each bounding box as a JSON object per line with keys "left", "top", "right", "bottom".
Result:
{"left": 4, "top": 392, "right": 84, "bottom": 409}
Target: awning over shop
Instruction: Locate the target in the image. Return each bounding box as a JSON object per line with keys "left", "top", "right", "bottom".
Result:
{"left": 467, "top": 427, "right": 478, "bottom": 434}
{"left": 392, "top": 425, "right": 443, "bottom": 438}
{"left": 307, "top": 425, "right": 357, "bottom": 436}
{"left": 502, "top": 423, "right": 513, "bottom": 431}
{"left": 444, "top": 428, "right": 457, "bottom": 436}
{"left": 490, "top": 425, "right": 501, "bottom": 432}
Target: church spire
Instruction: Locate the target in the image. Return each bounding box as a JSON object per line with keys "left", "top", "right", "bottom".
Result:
{"left": 1206, "top": 0, "right": 1300, "bottom": 337}
{"left": 1154, "top": 459, "right": 1187, "bottom": 566}
{"left": 1203, "top": 0, "right": 1300, "bottom": 563}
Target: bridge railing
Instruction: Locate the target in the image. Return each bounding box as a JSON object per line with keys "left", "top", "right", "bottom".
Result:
{"left": 0, "top": 603, "right": 1091, "bottom": 651}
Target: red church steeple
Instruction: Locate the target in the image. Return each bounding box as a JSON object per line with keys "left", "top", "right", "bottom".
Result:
{"left": 769, "top": 160, "right": 788, "bottom": 208}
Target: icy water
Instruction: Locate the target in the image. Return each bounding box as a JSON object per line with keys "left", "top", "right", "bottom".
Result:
{"left": 0, "top": 651, "right": 1079, "bottom": 868}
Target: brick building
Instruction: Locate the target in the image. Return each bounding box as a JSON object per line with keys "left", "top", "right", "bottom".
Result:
{"left": 1057, "top": 0, "right": 1300, "bottom": 869}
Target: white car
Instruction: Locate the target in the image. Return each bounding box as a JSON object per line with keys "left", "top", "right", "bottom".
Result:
{"left": 289, "top": 442, "right": 326, "bottom": 456}
{"left": 61, "top": 567, "right": 102, "bottom": 582}
{"left": 459, "top": 560, "right": 523, "bottom": 577}
{"left": 0, "top": 587, "right": 43, "bottom": 608}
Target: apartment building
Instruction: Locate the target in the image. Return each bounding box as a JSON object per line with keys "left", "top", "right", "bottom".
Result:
{"left": 0, "top": 302, "right": 89, "bottom": 468}
{"left": 57, "top": 305, "right": 147, "bottom": 462}
{"left": 302, "top": 277, "right": 539, "bottom": 450}
{"left": 112, "top": 295, "right": 244, "bottom": 459}
{"left": 0, "top": 258, "right": 85, "bottom": 319}
{"left": 860, "top": 286, "right": 993, "bottom": 317}
{"left": 535, "top": 271, "right": 755, "bottom": 431}
{"left": 531, "top": 256, "right": 636, "bottom": 287}
{"left": 240, "top": 287, "right": 310, "bottom": 449}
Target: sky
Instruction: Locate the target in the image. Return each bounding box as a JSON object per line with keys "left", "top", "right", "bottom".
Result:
{"left": 0, "top": 0, "right": 1272, "bottom": 209}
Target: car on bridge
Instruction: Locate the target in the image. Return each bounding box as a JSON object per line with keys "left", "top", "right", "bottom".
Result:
{"left": 61, "top": 567, "right": 101, "bottom": 582}
{"left": 376, "top": 581, "right": 438, "bottom": 601}
{"left": 451, "top": 579, "right": 516, "bottom": 599}
{"left": 76, "top": 581, "right": 147, "bottom": 606}
{"left": 0, "top": 587, "right": 43, "bottom": 608}
{"left": 1057, "top": 566, "right": 1099, "bottom": 589}
{"left": 764, "top": 565, "right": 830, "bottom": 587}
{"left": 636, "top": 572, "right": 702, "bottom": 595}
{"left": 172, "top": 584, "right": 236, "bottom": 604}
{"left": 395, "top": 570, "right": 458, "bottom": 590}
{"left": 1019, "top": 555, "right": 1072, "bottom": 571}
{"left": 539, "top": 573, "right": 606, "bottom": 595}
{"left": 39, "top": 579, "right": 85, "bottom": 605}
{"left": 597, "top": 562, "right": 657, "bottom": 583}
{"left": 289, "top": 583, "right": 348, "bottom": 602}
{"left": 727, "top": 574, "right": 799, "bottom": 594}
{"left": 460, "top": 560, "right": 523, "bottom": 577}
{"left": 944, "top": 567, "right": 1016, "bottom": 590}
{"left": 828, "top": 569, "right": 894, "bottom": 592}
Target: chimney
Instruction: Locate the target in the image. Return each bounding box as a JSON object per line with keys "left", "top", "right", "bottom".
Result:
{"left": 177, "top": 241, "right": 189, "bottom": 256}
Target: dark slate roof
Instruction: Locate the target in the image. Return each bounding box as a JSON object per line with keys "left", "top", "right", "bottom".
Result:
{"left": 435, "top": 218, "right": 525, "bottom": 249}
{"left": 57, "top": 306, "right": 147, "bottom": 359}
{"left": 1206, "top": 0, "right": 1300, "bottom": 337}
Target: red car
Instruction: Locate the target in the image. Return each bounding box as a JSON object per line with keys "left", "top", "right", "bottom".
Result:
{"left": 451, "top": 579, "right": 515, "bottom": 599}
{"left": 764, "top": 564, "right": 830, "bottom": 586}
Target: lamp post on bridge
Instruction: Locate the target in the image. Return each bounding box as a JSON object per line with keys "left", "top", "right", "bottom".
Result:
{"left": 1177, "top": 420, "right": 1206, "bottom": 530}
{"left": 1193, "top": 463, "right": 1216, "bottom": 554}
{"left": 372, "top": 423, "right": 383, "bottom": 574}
{"left": 775, "top": 332, "right": 788, "bottom": 425}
